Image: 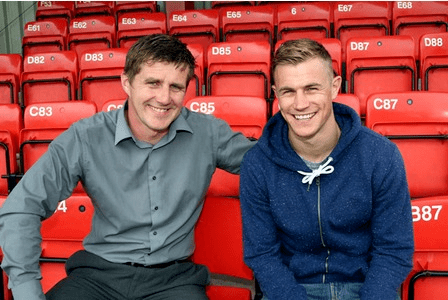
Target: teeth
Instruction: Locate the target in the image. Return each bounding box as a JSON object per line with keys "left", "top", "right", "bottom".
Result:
{"left": 295, "top": 113, "right": 314, "bottom": 120}
{"left": 150, "top": 106, "right": 168, "bottom": 113}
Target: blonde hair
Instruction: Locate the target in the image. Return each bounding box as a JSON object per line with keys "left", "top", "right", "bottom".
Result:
{"left": 273, "top": 39, "right": 335, "bottom": 79}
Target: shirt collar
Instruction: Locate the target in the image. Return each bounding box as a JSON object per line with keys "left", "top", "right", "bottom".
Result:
{"left": 115, "top": 102, "right": 193, "bottom": 146}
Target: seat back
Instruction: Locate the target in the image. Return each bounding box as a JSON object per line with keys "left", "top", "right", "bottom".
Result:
{"left": 22, "top": 19, "right": 68, "bottom": 57}
{"left": 117, "top": 12, "right": 167, "bottom": 48}
{"left": 346, "top": 35, "right": 416, "bottom": 117}
{"left": 0, "top": 54, "right": 22, "bottom": 105}
{"left": 184, "top": 95, "right": 267, "bottom": 197}
{"left": 420, "top": 32, "right": 448, "bottom": 92}
{"left": 185, "top": 95, "right": 267, "bottom": 140}
{"left": 0, "top": 104, "right": 22, "bottom": 195}
{"left": 365, "top": 91, "right": 448, "bottom": 198}
{"left": 101, "top": 99, "right": 126, "bottom": 112}
{"left": 78, "top": 48, "right": 128, "bottom": 109}
{"left": 220, "top": 5, "right": 274, "bottom": 48}
{"left": 193, "top": 196, "right": 253, "bottom": 300}
{"left": 114, "top": 1, "right": 157, "bottom": 17}
{"left": 393, "top": 1, "right": 448, "bottom": 57}
{"left": 277, "top": 2, "right": 331, "bottom": 41}
{"left": 169, "top": 9, "right": 219, "bottom": 66}
{"left": 20, "top": 101, "right": 97, "bottom": 174}
{"left": 74, "top": 0, "right": 114, "bottom": 17}
{"left": 334, "top": 1, "right": 391, "bottom": 61}
{"left": 21, "top": 51, "right": 78, "bottom": 107}
{"left": 207, "top": 41, "right": 271, "bottom": 100}
{"left": 35, "top": 1, "right": 75, "bottom": 23}
{"left": 185, "top": 44, "right": 205, "bottom": 102}
{"left": 401, "top": 196, "right": 448, "bottom": 300}
{"left": 68, "top": 15, "right": 116, "bottom": 56}
{"left": 40, "top": 193, "right": 94, "bottom": 293}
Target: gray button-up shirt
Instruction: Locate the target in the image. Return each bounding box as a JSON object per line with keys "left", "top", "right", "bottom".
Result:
{"left": 0, "top": 104, "right": 255, "bottom": 299}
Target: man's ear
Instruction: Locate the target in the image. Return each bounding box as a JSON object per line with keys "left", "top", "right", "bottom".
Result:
{"left": 331, "top": 76, "right": 342, "bottom": 100}
{"left": 121, "top": 72, "right": 131, "bottom": 97}
{"left": 272, "top": 85, "right": 277, "bottom": 98}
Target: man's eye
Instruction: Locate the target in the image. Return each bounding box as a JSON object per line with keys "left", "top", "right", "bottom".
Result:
{"left": 280, "top": 90, "right": 293, "bottom": 96}
{"left": 171, "top": 85, "right": 184, "bottom": 92}
{"left": 306, "top": 87, "right": 319, "bottom": 92}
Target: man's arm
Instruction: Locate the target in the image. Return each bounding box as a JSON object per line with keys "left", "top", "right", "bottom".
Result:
{"left": 213, "top": 118, "right": 256, "bottom": 174}
{"left": 360, "top": 147, "right": 414, "bottom": 300}
{"left": 239, "top": 152, "right": 308, "bottom": 300}
{"left": 0, "top": 127, "right": 83, "bottom": 299}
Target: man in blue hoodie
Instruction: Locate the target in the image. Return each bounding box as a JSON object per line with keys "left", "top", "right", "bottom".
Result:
{"left": 239, "top": 38, "right": 414, "bottom": 300}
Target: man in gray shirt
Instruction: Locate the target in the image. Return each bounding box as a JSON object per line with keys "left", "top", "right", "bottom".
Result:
{"left": 0, "top": 34, "right": 255, "bottom": 300}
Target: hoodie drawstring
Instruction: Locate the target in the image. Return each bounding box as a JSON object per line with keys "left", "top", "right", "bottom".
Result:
{"left": 297, "top": 157, "right": 334, "bottom": 188}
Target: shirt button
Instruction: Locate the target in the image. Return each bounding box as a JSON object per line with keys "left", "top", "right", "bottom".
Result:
{"left": 152, "top": 176, "right": 156, "bottom": 180}
{"left": 153, "top": 231, "right": 157, "bottom": 236}
{"left": 154, "top": 206, "right": 159, "bottom": 211}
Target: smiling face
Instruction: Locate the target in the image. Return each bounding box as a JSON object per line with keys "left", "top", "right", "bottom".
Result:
{"left": 121, "top": 61, "right": 190, "bottom": 144}
{"left": 273, "top": 57, "right": 341, "bottom": 148}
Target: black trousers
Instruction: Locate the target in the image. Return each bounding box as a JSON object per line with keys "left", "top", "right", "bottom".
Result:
{"left": 46, "top": 250, "right": 210, "bottom": 300}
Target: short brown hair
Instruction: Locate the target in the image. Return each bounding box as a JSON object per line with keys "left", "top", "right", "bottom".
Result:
{"left": 124, "top": 34, "right": 196, "bottom": 85}
{"left": 273, "top": 39, "right": 335, "bottom": 79}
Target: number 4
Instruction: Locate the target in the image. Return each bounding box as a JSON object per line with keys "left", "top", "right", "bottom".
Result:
{"left": 56, "top": 200, "right": 67, "bottom": 213}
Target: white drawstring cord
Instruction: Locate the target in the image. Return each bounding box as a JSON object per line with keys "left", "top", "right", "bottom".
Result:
{"left": 297, "top": 157, "right": 334, "bottom": 186}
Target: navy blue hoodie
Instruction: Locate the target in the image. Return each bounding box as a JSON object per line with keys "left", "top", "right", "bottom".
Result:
{"left": 240, "top": 103, "right": 414, "bottom": 300}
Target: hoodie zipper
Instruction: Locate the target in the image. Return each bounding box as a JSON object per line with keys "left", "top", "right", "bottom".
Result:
{"left": 316, "top": 177, "right": 330, "bottom": 283}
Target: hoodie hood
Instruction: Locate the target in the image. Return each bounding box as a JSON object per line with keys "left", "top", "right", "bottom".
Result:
{"left": 257, "top": 102, "right": 362, "bottom": 173}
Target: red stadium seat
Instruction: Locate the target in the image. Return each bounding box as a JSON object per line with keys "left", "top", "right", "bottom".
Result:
{"left": 117, "top": 12, "right": 166, "bottom": 48}
{"left": 333, "top": 1, "right": 391, "bottom": 61}
{"left": 78, "top": 48, "right": 128, "bottom": 109}
{"left": 193, "top": 196, "right": 254, "bottom": 300}
{"left": 207, "top": 41, "right": 271, "bottom": 100}
{"left": 0, "top": 54, "right": 22, "bottom": 104}
{"left": 19, "top": 101, "right": 97, "bottom": 178}
{"left": 101, "top": 99, "right": 126, "bottom": 112}
{"left": 21, "top": 51, "right": 78, "bottom": 107}
{"left": 212, "top": 1, "right": 254, "bottom": 9}
{"left": 184, "top": 95, "right": 267, "bottom": 140}
{"left": 401, "top": 196, "right": 448, "bottom": 300}
{"left": 168, "top": 9, "right": 219, "bottom": 65}
{"left": 35, "top": 1, "right": 75, "bottom": 23}
{"left": 0, "top": 104, "right": 22, "bottom": 300}
{"left": 68, "top": 15, "right": 116, "bottom": 57}
{"left": 365, "top": 91, "right": 448, "bottom": 198}
{"left": 346, "top": 36, "right": 416, "bottom": 117}
{"left": 74, "top": 1, "right": 114, "bottom": 17}
{"left": 220, "top": 5, "right": 275, "bottom": 47}
{"left": 276, "top": 2, "right": 332, "bottom": 41}
{"left": 0, "top": 104, "right": 22, "bottom": 196}
{"left": 40, "top": 193, "right": 94, "bottom": 293}
{"left": 5, "top": 102, "right": 96, "bottom": 296}
{"left": 22, "top": 19, "right": 68, "bottom": 57}
{"left": 185, "top": 44, "right": 205, "bottom": 102}
{"left": 184, "top": 95, "right": 267, "bottom": 197}
{"left": 420, "top": 32, "right": 448, "bottom": 92}
{"left": 393, "top": 1, "right": 448, "bottom": 57}
{"left": 114, "top": 1, "right": 157, "bottom": 17}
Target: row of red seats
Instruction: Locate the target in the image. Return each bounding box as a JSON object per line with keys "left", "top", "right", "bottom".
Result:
{"left": 2, "top": 90, "right": 448, "bottom": 299}
{"left": 29, "top": 1, "right": 448, "bottom": 59}
{"left": 4, "top": 32, "right": 448, "bottom": 116}
{"left": 35, "top": 1, "right": 157, "bottom": 21}
{"left": 0, "top": 96, "right": 265, "bottom": 300}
